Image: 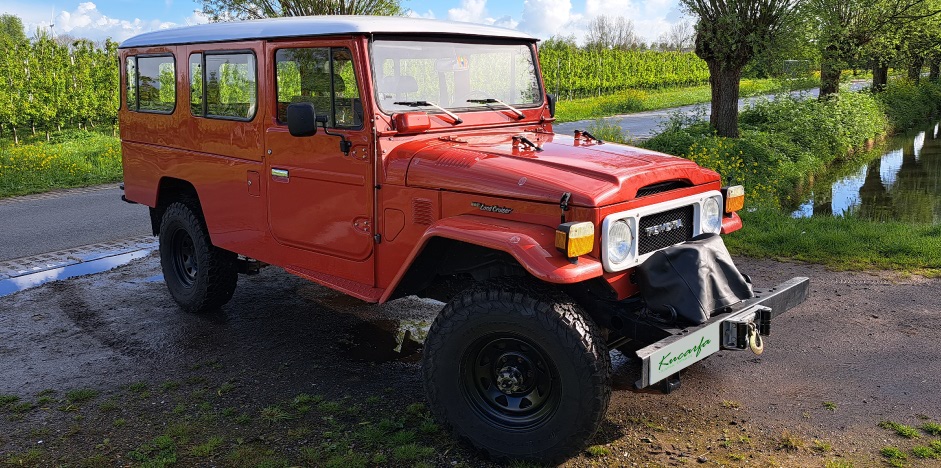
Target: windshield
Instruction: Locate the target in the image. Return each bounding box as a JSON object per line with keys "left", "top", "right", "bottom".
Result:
{"left": 371, "top": 38, "right": 542, "bottom": 114}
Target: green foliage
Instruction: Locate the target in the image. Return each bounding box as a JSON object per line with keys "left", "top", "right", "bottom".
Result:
{"left": 881, "top": 445, "right": 906, "bottom": 460}
{"left": 921, "top": 422, "right": 941, "bottom": 436}
{"left": 912, "top": 445, "right": 940, "bottom": 459}
{"left": 539, "top": 43, "right": 710, "bottom": 99}
{"left": 587, "top": 119, "right": 631, "bottom": 144}
{"left": 0, "top": 131, "right": 122, "bottom": 198}
{"left": 881, "top": 420, "right": 922, "bottom": 438}
{"left": 129, "top": 435, "right": 177, "bottom": 467}
{"left": 644, "top": 90, "right": 887, "bottom": 207}
{"left": 65, "top": 388, "right": 100, "bottom": 404}
{"left": 877, "top": 80, "right": 941, "bottom": 130}
{"left": 0, "top": 14, "right": 26, "bottom": 43}
{"left": 200, "top": 0, "right": 404, "bottom": 21}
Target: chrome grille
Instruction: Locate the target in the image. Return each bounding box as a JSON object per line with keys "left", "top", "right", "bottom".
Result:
{"left": 637, "top": 205, "right": 695, "bottom": 254}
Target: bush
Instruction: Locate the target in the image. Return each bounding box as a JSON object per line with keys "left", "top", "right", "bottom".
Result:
{"left": 877, "top": 80, "right": 941, "bottom": 131}
{"left": 643, "top": 91, "right": 888, "bottom": 208}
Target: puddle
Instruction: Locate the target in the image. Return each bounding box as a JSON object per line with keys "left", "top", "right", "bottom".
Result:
{"left": 793, "top": 122, "right": 941, "bottom": 222}
{"left": 0, "top": 250, "right": 151, "bottom": 298}
{"left": 340, "top": 319, "right": 431, "bottom": 363}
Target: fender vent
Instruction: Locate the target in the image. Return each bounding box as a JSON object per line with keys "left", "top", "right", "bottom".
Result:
{"left": 412, "top": 198, "right": 434, "bottom": 225}
{"left": 636, "top": 181, "right": 691, "bottom": 198}
{"left": 435, "top": 149, "right": 478, "bottom": 168}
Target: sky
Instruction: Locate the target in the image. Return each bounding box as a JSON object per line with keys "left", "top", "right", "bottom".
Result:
{"left": 1, "top": 0, "right": 691, "bottom": 44}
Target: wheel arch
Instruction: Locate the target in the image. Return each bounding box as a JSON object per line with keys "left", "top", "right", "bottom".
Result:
{"left": 381, "top": 215, "right": 604, "bottom": 303}
{"left": 149, "top": 177, "right": 202, "bottom": 236}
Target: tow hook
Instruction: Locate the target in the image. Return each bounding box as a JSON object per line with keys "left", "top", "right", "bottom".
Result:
{"left": 747, "top": 323, "right": 764, "bottom": 355}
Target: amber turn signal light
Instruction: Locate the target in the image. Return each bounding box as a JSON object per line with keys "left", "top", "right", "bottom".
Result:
{"left": 555, "top": 221, "right": 594, "bottom": 258}
{"left": 722, "top": 185, "right": 745, "bottom": 213}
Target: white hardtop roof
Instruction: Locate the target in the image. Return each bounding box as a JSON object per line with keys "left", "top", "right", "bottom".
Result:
{"left": 120, "top": 15, "right": 535, "bottom": 48}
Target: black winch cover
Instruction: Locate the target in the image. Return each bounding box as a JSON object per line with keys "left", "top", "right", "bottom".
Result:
{"left": 636, "top": 233, "right": 753, "bottom": 325}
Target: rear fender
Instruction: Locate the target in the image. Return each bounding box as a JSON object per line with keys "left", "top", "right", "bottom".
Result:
{"left": 380, "top": 215, "right": 603, "bottom": 302}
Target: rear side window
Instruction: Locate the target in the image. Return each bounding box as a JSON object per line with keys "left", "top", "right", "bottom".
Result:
{"left": 276, "top": 47, "right": 362, "bottom": 128}
{"left": 189, "top": 51, "right": 257, "bottom": 121}
{"left": 126, "top": 55, "right": 176, "bottom": 113}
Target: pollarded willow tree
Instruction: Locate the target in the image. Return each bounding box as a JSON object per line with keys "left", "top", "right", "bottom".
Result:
{"left": 201, "top": 0, "right": 404, "bottom": 21}
{"left": 680, "top": 0, "right": 801, "bottom": 138}
{"left": 808, "top": 0, "right": 941, "bottom": 96}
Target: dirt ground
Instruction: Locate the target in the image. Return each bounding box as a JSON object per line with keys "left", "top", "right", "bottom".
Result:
{"left": 1, "top": 253, "right": 940, "bottom": 467}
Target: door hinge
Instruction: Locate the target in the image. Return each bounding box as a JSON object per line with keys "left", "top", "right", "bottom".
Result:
{"left": 374, "top": 234, "right": 382, "bottom": 244}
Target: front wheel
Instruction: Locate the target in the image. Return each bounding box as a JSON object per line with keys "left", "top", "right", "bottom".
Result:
{"left": 422, "top": 279, "right": 611, "bottom": 464}
{"left": 158, "top": 201, "right": 237, "bottom": 313}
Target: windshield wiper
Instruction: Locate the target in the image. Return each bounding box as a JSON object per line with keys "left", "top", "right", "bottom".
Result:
{"left": 393, "top": 101, "right": 462, "bottom": 125}
{"left": 467, "top": 98, "right": 525, "bottom": 119}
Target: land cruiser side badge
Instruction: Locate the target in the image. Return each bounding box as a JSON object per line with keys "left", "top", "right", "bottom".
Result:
{"left": 471, "top": 202, "right": 513, "bottom": 214}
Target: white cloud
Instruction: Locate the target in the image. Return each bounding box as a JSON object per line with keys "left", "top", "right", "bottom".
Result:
{"left": 405, "top": 9, "right": 437, "bottom": 19}
{"left": 18, "top": 2, "right": 206, "bottom": 43}
{"left": 447, "top": 0, "right": 519, "bottom": 30}
{"left": 519, "top": 0, "right": 579, "bottom": 39}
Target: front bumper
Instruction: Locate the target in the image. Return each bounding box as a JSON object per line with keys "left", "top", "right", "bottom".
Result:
{"left": 634, "top": 276, "right": 810, "bottom": 388}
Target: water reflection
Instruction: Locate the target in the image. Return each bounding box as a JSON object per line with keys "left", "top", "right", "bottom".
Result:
{"left": 793, "top": 123, "right": 941, "bottom": 222}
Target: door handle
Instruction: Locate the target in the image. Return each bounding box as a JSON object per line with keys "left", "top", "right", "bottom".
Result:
{"left": 271, "top": 168, "right": 289, "bottom": 179}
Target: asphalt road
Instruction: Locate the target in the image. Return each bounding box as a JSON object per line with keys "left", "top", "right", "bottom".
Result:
{"left": 0, "top": 186, "right": 151, "bottom": 262}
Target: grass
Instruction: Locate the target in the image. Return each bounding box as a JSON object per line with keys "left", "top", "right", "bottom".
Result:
{"left": 65, "top": 388, "right": 100, "bottom": 405}
{"left": 725, "top": 208, "right": 941, "bottom": 277}
{"left": 554, "top": 78, "right": 811, "bottom": 123}
{"left": 912, "top": 445, "right": 940, "bottom": 459}
{"left": 777, "top": 431, "right": 805, "bottom": 451}
{"left": 586, "top": 445, "right": 611, "bottom": 457}
{"left": 880, "top": 420, "right": 922, "bottom": 439}
{"left": 0, "top": 129, "right": 122, "bottom": 199}
{"left": 823, "top": 401, "right": 837, "bottom": 411}
{"left": 922, "top": 422, "right": 941, "bottom": 436}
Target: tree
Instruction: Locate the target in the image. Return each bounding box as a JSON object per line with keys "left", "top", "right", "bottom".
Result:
{"left": 656, "top": 20, "right": 695, "bottom": 52}
{"left": 809, "top": 0, "right": 941, "bottom": 96}
{"left": 585, "top": 15, "right": 640, "bottom": 50}
{"left": 680, "top": 0, "right": 799, "bottom": 137}
{"left": 201, "top": 0, "right": 404, "bottom": 21}
{"left": 0, "top": 14, "right": 26, "bottom": 43}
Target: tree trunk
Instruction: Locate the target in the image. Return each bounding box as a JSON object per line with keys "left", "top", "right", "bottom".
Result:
{"left": 930, "top": 62, "right": 940, "bottom": 83}
{"left": 45, "top": 130, "right": 50, "bottom": 142}
{"left": 872, "top": 64, "right": 889, "bottom": 92}
{"left": 707, "top": 61, "right": 742, "bottom": 138}
{"left": 12, "top": 127, "right": 18, "bottom": 145}
{"left": 820, "top": 50, "right": 841, "bottom": 98}
{"left": 908, "top": 57, "right": 924, "bottom": 83}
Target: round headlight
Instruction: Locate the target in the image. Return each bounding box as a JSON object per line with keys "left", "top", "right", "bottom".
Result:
{"left": 702, "top": 197, "right": 722, "bottom": 233}
{"left": 607, "top": 220, "right": 634, "bottom": 264}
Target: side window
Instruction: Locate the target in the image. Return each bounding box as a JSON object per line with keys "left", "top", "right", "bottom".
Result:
{"left": 190, "top": 53, "right": 203, "bottom": 115}
{"left": 275, "top": 47, "right": 362, "bottom": 128}
{"left": 126, "top": 57, "right": 137, "bottom": 109}
{"left": 202, "top": 52, "right": 257, "bottom": 120}
{"left": 137, "top": 56, "right": 176, "bottom": 113}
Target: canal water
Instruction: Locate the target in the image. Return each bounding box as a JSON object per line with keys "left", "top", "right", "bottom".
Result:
{"left": 792, "top": 122, "right": 941, "bottom": 223}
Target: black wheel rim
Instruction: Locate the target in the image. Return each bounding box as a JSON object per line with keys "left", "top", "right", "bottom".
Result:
{"left": 461, "top": 334, "right": 560, "bottom": 430}
{"left": 170, "top": 228, "right": 197, "bottom": 288}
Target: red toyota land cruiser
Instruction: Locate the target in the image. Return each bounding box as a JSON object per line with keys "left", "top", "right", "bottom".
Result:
{"left": 119, "top": 16, "right": 808, "bottom": 463}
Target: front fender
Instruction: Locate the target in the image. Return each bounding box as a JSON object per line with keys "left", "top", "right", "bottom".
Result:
{"left": 380, "top": 215, "right": 603, "bottom": 302}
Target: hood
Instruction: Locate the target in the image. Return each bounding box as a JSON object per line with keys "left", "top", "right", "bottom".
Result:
{"left": 399, "top": 133, "right": 719, "bottom": 207}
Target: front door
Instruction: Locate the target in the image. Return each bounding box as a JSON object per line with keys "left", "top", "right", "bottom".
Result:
{"left": 264, "top": 42, "right": 375, "bottom": 278}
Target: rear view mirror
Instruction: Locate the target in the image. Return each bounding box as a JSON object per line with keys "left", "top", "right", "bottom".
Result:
{"left": 547, "top": 94, "right": 557, "bottom": 118}
{"left": 287, "top": 102, "right": 318, "bottom": 137}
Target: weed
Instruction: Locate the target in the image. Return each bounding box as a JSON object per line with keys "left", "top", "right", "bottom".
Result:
{"left": 190, "top": 436, "right": 224, "bottom": 457}
{"left": 823, "top": 401, "right": 837, "bottom": 411}
{"left": 912, "top": 445, "right": 939, "bottom": 459}
{"left": 881, "top": 446, "right": 907, "bottom": 461}
{"left": 160, "top": 381, "right": 181, "bottom": 392}
{"left": 129, "top": 435, "right": 177, "bottom": 467}
{"left": 128, "top": 381, "right": 148, "bottom": 394}
{"left": 221, "top": 407, "right": 237, "bottom": 418}
{"left": 930, "top": 440, "right": 941, "bottom": 452}
{"left": 4, "top": 448, "right": 44, "bottom": 466}
{"left": 36, "top": 389, "right": 55, "bottom": 397}
{"left": 922, "top": 422, "right": 941, "bottom": 436}
{"left": 260, "top": 405, "right": 291, "bottom": 424}
{"left": 586, "top": 445, "right": 611, "bottom": 457}
{"left": 216, "top": 381, "right": 235, "bottom": 396}
{"left": 234, "top": 413, "right": 252, "bottom": 425}
{"left": 288, "top": 426, "right": 312, "bottom": 439}
{"left": 371, "top": 452, "right": 388, "bottom": 464}
{"left": 419, "top": 418, "right": 440, "bottom": 434}
{"left": 0, "top": 394, "right": 20, "bottom": 407}
{"left": 325, "top": 451, "right": 368, "bottom": 468}
{"left": 813, "top": 439, "right": 833, "bottom": 452}
{"left": 728, "top": 453, "right": 746, "bottom": 461}
{"left": 12, "top": 401, "right": 35, "bottom": 413}
{"left": 586, "top": 118, "right": 631, "bottom": 144}
{"left": 880, "top": 420, "right": 921, "bottom": 439}
{"left": 392, "top": 443, "right": 435, "bottom": 462}
{"left": 389, "top": 429, "right": 417, "bottom": 446}
{"left": 777, "top": 431, "right": 804, "bottom": 451}
{"left": 365, "top": 395, "right": 380, "bottom": 405}
{"left": 172, "top": 403, "right": 186, "bottom": 415}
{"left": 114, "top": 418, "right": 126, "bottom": 427}
{"left": 722, "top": 400, "right": 742, "bottom": 409}
{"left": 66, "top": 388, "right": 99, "bottom": 404}
{"left": 824, "top": 459, "right": 854, "bottom": 468}
{"left": 317, "top": 400, "right": 342, "bottom": 414}
{"left": 406, "top": 402, "right": 427, "bottom": 417}
{"left": 225, "top": 444, "right": 288, "bottom": 468}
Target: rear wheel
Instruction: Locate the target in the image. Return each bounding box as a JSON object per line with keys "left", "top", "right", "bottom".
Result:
{"left": 422, "top": 279, "right": 610, "bottom": 463}
{"left": 159, "top": 201, "right": 237, "bottom": 313}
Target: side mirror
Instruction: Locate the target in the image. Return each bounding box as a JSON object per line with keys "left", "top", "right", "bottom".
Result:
{"left": 547, "top": 94, "right": 557, "bottom": 118}
{"left": 287, "top": 102, "right": 317, "bottom": 137}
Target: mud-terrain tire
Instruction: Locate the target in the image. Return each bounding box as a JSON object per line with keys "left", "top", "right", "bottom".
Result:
{"left": 422, "top": 279, "right": 611, "bottom": 464}
{"left": 159, "top": 201, "right": 237, "bottom": 313}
